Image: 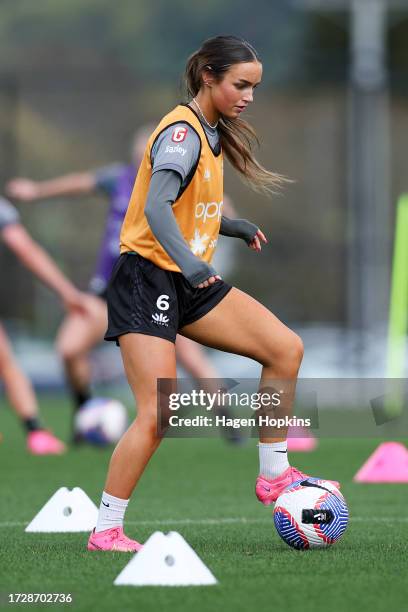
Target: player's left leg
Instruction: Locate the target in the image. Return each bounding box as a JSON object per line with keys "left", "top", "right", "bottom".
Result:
{"left": 0, "top": 323, "right": 65, "bottom": 454}
{"left": 180, "top": 286, "right": 339, "bottom": 503}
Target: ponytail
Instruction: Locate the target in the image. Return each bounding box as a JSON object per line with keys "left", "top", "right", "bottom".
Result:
{"left": 218, "top": 116, "right": 286, "bottom": 194}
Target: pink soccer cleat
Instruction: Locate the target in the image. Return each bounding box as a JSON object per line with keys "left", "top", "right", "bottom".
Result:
{"left": 27, "top": 430, "right": 66, "bottom": 455}
{"left": 255, "top": 466, "right": 340, "bottom": 506}
{"left": 87, "top": 527, "right": 143, "bottom": 552}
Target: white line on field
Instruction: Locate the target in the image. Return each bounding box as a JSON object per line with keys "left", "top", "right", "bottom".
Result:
{"left": 1, "top": 516, "right": 408, "bottom": 529}
{"left": 127, "top": 517, "right": 408, "bottom": 525}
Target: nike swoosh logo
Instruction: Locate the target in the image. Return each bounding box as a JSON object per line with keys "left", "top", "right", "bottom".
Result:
{"left": 300, "top": 480, "right": 332, "bottom": 494}
{"left": 274, "top": 450, "right": 287, "bottom": 454}
{"left": 102, "top": 501, "right": 110, "bottom": 507}
{"left": 261, "top": 485, "right": 271, "bottom": 492}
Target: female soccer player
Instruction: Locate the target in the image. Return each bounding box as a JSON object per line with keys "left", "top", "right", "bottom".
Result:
{"left": 87, "top": 35, "right": 339, "bottom": 552}
{"left": 0, "top": 196, "right": 89, "bottom": 453}
{"left": 7, "top": 130, "right": 244, "bottom": 444}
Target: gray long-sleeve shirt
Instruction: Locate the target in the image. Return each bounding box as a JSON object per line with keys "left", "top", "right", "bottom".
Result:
{"left": 144, "top": 111, "right": 258, "bottom": 287}
{"left": 145, "top": 170, "right": 218, "bottom": 287}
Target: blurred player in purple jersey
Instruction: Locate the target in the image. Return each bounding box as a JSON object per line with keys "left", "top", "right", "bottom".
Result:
{"left": 7, "top": 126, "right": 240, "bottom": 444}
{"left": 0, "top": 196, "right": 91, "bottom": 454}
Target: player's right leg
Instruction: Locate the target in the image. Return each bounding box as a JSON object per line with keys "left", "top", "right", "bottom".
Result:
{"left": 0, "top": 323, "right": 65, "bottom": 454}
{"left": 88, "top": 332, "right": 177, "bottom": 552}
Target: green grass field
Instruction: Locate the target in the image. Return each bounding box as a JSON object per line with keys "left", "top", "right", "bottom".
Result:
{"left": 1, "top": 395, "right": 407, "bottom": 612}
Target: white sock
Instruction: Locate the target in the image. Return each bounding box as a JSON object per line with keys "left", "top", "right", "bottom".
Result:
{"left": 258, "top": 441, "right": 289, "bottom": 480}
{"left": 95, "top": 491, "right": 129, "bottom": 533}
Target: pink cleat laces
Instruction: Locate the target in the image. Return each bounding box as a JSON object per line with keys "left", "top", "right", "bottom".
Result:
{"left": 255, "top": 466, "right": 340, "bottom": 506}
{"left": 27, "top": 430, "right": 66, "bottom": 455}
{"left": 88, "top": 527, "right": 143, "bottom": 552}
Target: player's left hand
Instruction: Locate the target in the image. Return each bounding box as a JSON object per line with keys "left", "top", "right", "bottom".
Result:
{"left": 197, "top": 275, "right": 222, "bottom": 289}
{"left": 249, "top": 228, "right": 267, "bottom": 252}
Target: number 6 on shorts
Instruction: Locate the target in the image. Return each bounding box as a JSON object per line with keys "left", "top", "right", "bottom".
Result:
{"left": 156, "top": 294, "right": 170, "bottom": 311}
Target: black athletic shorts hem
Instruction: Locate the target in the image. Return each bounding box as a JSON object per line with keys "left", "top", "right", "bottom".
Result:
{"left": 105, "top": 329, "right": 176, "bottom": 346}
{"left": 180, "top": 285, "right": 232, "bottom": 327}
{"left": 104, "top": 252, "right": 232, "bottom": 345}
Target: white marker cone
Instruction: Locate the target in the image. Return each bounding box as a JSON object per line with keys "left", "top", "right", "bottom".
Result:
{"left": 25, "top": 487, "right": 98, "bottom": 532}
{"left": 114, "top": 531, "right": 218, "bottom": 586}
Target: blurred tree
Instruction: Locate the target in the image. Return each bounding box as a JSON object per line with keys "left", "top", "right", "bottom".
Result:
{"left": 0, "top": 0, "right": 308, "bottom": 85}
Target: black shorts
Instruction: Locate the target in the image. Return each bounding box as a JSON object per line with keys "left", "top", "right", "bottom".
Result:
{"left": 104, "top": 252, "right": 232, "bottom": 344}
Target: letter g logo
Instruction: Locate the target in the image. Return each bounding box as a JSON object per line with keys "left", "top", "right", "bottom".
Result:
{"left": 172, "top": 127, "right": 188, "bottom": 143}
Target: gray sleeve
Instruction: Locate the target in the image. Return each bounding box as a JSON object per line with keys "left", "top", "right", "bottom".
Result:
{"left": 220, "top": 216, "right": 259, "bottom": 245}
{"left": 151, "top": 123, "right": 200, "bottom": 182}
{"left": 145, "top": 170, "right": 217, "bottom": 287}
{"left": 0, "top": 197, "right": 20, "bottom": 231}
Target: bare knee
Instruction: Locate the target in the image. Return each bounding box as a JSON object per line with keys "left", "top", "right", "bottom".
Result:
{"left": 262, "top": 331, "right": 304, "bottom": 376}
{"left": 136, "top": 410, "right": 160, "bottom": 438}
{"left": 135, "top": 389, "right": 176, "bottom": 439}
{"left": 285, "top": 333, "right": 304, "bottom": 374}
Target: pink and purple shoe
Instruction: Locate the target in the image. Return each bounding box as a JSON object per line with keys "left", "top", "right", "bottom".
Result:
{"left": 87, "top": 527, "right": 143, "bottom": 552}
{"left": 256, "top": 466, "right": 340, "bottom": 506}
{"left": 27, "top": 430, "right": 66, "bottom": 455}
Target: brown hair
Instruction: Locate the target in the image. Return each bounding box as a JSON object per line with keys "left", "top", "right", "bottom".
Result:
{"left": 185, "top": 35, "right": 286, "bottom": 194}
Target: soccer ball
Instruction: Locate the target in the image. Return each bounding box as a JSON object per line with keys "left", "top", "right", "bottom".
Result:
{"left": 74, "top": 397, "right": 128, "bottom": 446}
{"left": 274, "top": 478, "right": 349, "bottom": 549}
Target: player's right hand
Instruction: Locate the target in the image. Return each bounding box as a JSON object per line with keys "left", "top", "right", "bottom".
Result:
{"left": 197, "top": 275, "right": 222, "bottom": 289}
{"left": 6, "top": 178, "right": 39, "bottom": 201}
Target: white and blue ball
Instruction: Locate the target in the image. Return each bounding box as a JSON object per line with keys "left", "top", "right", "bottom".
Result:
{"left": 75, "top": 397, "right": 128, "bottom": 446}
{"left": 274, "top": 478, "right": 349, "bottom": 550}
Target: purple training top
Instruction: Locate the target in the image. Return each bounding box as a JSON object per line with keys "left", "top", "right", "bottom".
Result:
{"left": 89, "top": 163, "right": 137, "bottom": 295}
